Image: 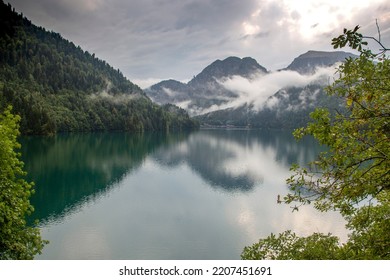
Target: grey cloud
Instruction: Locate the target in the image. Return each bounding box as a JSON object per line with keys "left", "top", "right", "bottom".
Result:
{"left": 255, "top": 31, "right": 270, "bottom": 38}
{"left": 8, "top": 0, "right": 103, "bottom": 21}
{"left": 311, "top": 23, "right": 319, "bottom": 29}
{"left": 6, "top": 0, "right": 390, "bottom": 83}
{"left": 175, "top": 0, "right": 257, "bottom": 30}
{"left": 240, "top": 31, "right": 270, "bottom": 41}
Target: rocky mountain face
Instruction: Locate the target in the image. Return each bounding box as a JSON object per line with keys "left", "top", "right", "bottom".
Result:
{"left": 189, "top": 56, "right": 268, "bottom": 86}
{"left": 145, "top": 56, "right": 268, "bottom": 116}
{"left": 146, "top": 51, "right": 357, "bottom": 128}
{"left": 285, "top": 50, "right": 358, "bottom": 74}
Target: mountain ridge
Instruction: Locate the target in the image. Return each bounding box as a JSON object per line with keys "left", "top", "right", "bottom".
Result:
{"left": 145, "top": 56, "right": 268, "bottom": 116}
{"left": 0, "top": 1, "right": 199, "bottom": 134}
{"left": 285, "top": 50, "right": 358, "bottom": 74}
{"left": 145, "top": 50, "right": 356, "bottom": 125}
{"left": 194, "top": 50, "right": 356, "bottom": 129}
{"left": 188, "top": 56, "right": 268, "bottom": 87}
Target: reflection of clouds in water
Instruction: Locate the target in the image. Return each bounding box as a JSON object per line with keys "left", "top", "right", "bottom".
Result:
{"left": 67, "top": 227, "right": 112, "bottom": 259}
{"left": 153, "top": 131, "right": 258, "bottom": 192}
{"left": 43, "top": 220, "right": 113, "bottom": 259}
{"left": 153, "top": 130, "right": 317, "bottom": 193}
{"left": 218, "top": 130, "right": 347, "bottom": 246}
{"left": 275, "top": 207, "right": 348, "bottom": 242}
{"left": 35, "top": 130, "right": 348, "bottom": 259}
{"left": 221, "top": 141, "right": 288, "bottom": 185}
{"left": 229, "top": 191, "right": 347, "bottom": 248}
{"left": 233, "top": 206, "right": 259, "bottom": 245}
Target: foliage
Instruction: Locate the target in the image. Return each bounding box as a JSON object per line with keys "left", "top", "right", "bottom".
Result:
{"left": 241, "top": 230, "right": 341, "bottom": 260}
{"left": 242, "top": 192, "right": 390, "bottom": 260}
{"left": 342, "top": 191, "right": 390, "bottom": 259}
{"left": 0, "top": 106, "right": 46, "bottom": 259}
{"left": 331, "top": 25, "right": 368, "bottom": 52}
{"left": 0, "top": 1, "right": 198, "bottom": 134}
{"left": 242, "top": 26, "right": 390, "bottom": 259}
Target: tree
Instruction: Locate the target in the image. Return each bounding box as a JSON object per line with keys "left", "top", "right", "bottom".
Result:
{"left": 0, "top": 1, "right": 199, "bottom": 135}
{"left": 0, "top": 106, "right": 46, "bottom": 259}
{"left": 242, "top": 26, "right": 390, "bottom": 260}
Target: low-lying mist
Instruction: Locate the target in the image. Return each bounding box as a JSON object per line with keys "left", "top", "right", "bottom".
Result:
{"left": 212, "top": 65, "right": 338, "bottom": 114}
{"left": 89, "top": 80, "right": 144, "bottom": 104}
{"left": 175, "top": 65, "right": 339, "bottom": 116}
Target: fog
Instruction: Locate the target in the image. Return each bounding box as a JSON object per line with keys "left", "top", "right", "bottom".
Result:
{"left": 214, "top": 65, "right": 339, "bottom": 113}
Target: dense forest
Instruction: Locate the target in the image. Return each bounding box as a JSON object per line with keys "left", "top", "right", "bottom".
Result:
{"left": 0, "top": 1, "right": 198, "bottom": 135}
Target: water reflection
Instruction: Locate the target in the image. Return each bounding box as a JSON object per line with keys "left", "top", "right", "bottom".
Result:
{"left": 19, "top": 129, "right": 344, "bottom": 259}
{"left": 21, "top": 129, "right": 321, "bottom": 224}
{"left": 21, "top": 132, "right": 191, "bottom": 224}
{"left": 152, "top": 129, "right": 321, "bottom": 192}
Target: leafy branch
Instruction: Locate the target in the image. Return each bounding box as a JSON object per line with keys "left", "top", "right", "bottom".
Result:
{"left": 331, "top": 21, "right": 389, "bottom": 57}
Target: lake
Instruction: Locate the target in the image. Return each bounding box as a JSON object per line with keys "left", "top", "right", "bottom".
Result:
{"left": 20, "top": 129, "right": 347, "bottom": 260}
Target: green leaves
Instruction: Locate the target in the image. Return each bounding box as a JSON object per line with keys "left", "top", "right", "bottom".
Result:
{"left": 288, "top": 44, "right": 390, "bottom": 212}
{"left": 0, "top": 106, "right": 46, "bottom": 259}
{"left": 241, "top": 230, "right": 342, "bottom": 260}
{"left": 331, "top": 25, "right": 369, "bottom": 53}
{"left": 243, "top": 26, "right": 390, "bottom": 260}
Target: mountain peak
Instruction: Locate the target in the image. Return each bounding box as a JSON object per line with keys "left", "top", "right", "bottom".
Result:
{"left": 298, "top": 50, "right": 353, "bottom": 58}
{"left": 285, "top": 50, "right": 358, "bottom": 74}
{"left": 188, "top": 56, "right": 267, "bottom": 86}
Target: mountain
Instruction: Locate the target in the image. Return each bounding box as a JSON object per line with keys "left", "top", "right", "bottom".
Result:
{"left": 285, "top": 50, "right": 358, "bottom": 74}
{"left": 145, "top": 56, "right": 268, "bottom": 116}
{"left": 196, "top": 84, "right": 342, "bottom": 129}
{"left": 196, "top": 51, "right": 357, "bottom": 128}
{"left": 0, "top": 1, "right": 198, "bottom": 134}
{"left": 188, "top": 56, "right": 268, "bottom": 86}
{"left": 146, "top": 79, "right": 190, "bottom": 105}
{"left": 147, "top": 50, "right": 356, "bottom": 129}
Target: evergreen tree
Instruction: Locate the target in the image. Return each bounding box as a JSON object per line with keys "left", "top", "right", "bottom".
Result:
{"left": 0, "top": 1, "right": 198, "bottom": 135}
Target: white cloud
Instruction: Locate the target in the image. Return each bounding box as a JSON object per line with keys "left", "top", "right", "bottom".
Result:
{"left": 242, "top": 21, "right": 261, "bottom": 36}
{"left": 161, "top": 87, "right": 180, "bottom": 97}
{"left": 210, "top": 65, "right": 337, "bottom": 113}
{"left": 272, "top": 0, "right": 375, "bottom": 39}
{"left": 131, "top": 78, "right": 164, "bottom": 89}
{"left": 175, "top": 100, "right": 192, "bottom": 111}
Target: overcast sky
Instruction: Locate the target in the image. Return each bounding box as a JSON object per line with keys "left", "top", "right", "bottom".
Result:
{"left": 7, "top": 0, "right": 390, "bottom": 88}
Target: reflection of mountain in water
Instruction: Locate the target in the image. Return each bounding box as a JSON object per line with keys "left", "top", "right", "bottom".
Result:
{"left": 20, "top": 132, "right": 191, "bottom": 225}
{"left": 154, "top": 131, "right": 256, "bottom": 192}
{"left": 152, "top": 129, "right": 323, "bottom": 193}
{"left": 21, "top": 130, "right": 322, "bottom": 225}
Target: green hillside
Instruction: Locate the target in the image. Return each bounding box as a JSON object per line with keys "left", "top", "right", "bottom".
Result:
{"left": 0, "top": 1, "right": 198, "bottom": 134}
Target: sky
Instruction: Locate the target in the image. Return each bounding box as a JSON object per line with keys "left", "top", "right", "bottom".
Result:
{"left": 6, "top": 0, "right": 390, "bottom": 88}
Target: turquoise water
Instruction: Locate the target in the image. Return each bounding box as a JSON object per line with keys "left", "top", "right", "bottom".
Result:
{"left": 20, "top": 129, "right": 347, "bottom": 259}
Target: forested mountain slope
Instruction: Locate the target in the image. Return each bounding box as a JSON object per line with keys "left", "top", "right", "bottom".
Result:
{"left": 0, "top": 1, "right": 198, "bottom": 134}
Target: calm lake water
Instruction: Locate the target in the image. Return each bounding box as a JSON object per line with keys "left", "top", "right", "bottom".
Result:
{"left": 20, "top": 129, "right": 347, "bottom": 260}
